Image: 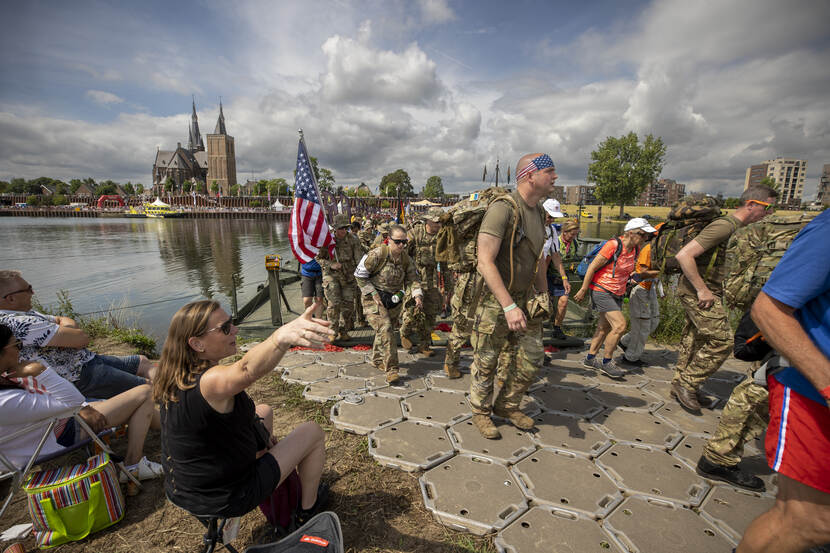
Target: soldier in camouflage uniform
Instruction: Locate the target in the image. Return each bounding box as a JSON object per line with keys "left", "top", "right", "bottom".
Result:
{"left": 671, "top": 185, "right": 778, "bottom": 413}
{"left": 400, "top": 207, "right": 444, "bottom": 357}
{"left": 317, "top": 214, "right": 363, "bottom": 342}
{"left": 358, "top": 218, "right": 376, "bottom": 252}
{"left": 371, "top": 223, "right": 390, "bottom": 248}
{"left": 354, "top": 224, "right": 422, "bottom": 384}
{"left": 470, "top": 153, "right": 556, "bottom": 439}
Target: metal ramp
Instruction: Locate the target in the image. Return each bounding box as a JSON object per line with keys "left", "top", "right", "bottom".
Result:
{"left": 511, "top": 449, "right": 622, "bottom": 518}
{"left": 592, "top": 408, "right": 682, "bottom": 449}
{"left": 702, "top": 377, "right": 739, "bottom": 403}
{"left": 302, "top": 377, "right": 368, "bottom": 402}
{"left": 641, "top": 379, "right": 672, "bottom": 401}
{"left": 281, "top": 363, "right": 339, "bottom": 384}
{"left": 426, "top": 372, "right": 472, "bottom": 394}
{"left": 401, "top": 389, "right": 471, "bottom": 426}
{"left": 330, "top": 393, "right": 404, "bottom": 435}
{"left": 604, "top": 496, "right": 734, "bottom": 553}
{"left": 276, "top": 351, "right": 315, "bottom": 368}
{"left": 670, "top": 433, "right": 710, "bottom": 469}
{"left": 587, "top": 385, "right": 664, "bottom": 412}
{"left": 627, "top": 364, "right": 675, "bottom": 382}
{"left": 699, "top": 485, "right": 776, "bottom": 544}
{"left": 419, "top": 454, "right": 527, "bottom": 535}
{"left": 534, "top": 367, "right": 599, "bottom": 391}
{"left": 654, "top": 403, "right": 722, "bottom": 435}
{"left": 596, "top": 443, "right": 710, "bottom": 507}
{"left": 317, "top": 351, "right": 366, "bottom": 366}
{"left": 368, "top": 420, "right": 455, "bottom": 472}
{"left": 374, "top": 376, "right": 428, "bottom": 398}
{"left": 447, "top": 419, "right": 536, "bottom": 465}
{"left": 530, "top": 385, "right": 605, "bottom": 418}
{"left": 494, "top": 506, "right": 622, "bottom": 553}
{"left": 529, "top": 411, "right": 612, "bottom": 458}
{"left": 340, "top": 363, "right": 382, "bottom": 378}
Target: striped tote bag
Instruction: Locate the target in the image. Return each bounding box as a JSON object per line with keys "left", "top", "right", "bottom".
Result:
{"left": 23, "top": 452, "right": 126, "bottom": 548}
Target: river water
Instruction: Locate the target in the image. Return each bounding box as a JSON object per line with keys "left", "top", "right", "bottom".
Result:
{"left": 0, "top": 217, "right": 624, "bottom": 341}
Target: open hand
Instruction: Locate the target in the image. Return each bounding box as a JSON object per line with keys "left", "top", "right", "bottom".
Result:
{"left": 272, "top": 302, "right": 334, "bottom": 349}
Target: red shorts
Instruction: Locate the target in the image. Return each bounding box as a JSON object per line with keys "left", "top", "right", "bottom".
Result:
{"left": 765, "top": 376, "right": 830, "bottom": 494}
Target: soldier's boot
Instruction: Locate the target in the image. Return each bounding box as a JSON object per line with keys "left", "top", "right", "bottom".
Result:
{"left": 336, "top": 331, "right": 351, "bottom": 342}
{"left": 386, "top": 369, "right": 401, "bottom": 385}
{"left": 400, "top": 334, "right": 414, "bottom": 350}
{"left": 418, "top": 342, "right": 435, "bottom": 357}
{"left": 493, "top": 405, "right": 535, "bottom": 431}
{"left": 472, "top": 414, "right": 501, "bottom": 440}
{"left": 443, "top": 361, "right": 461, "bottom": 379}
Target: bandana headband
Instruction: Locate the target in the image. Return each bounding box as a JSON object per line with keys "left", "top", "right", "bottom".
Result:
{"left": 516, "top": 154, "right": 555, "bottom": 181}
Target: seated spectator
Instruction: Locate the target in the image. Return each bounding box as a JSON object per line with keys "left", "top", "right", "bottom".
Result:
{"left": 0, "top": 324, "right": 160, "bottom": 487}
{"left": 0, "top": 270, "right": 155, "bottom": 399}
{"left": 574, "top": 218, "right": 655, "bottom": 378}
{"left": 155, "top": 301, "right": 331, "bottom": 522}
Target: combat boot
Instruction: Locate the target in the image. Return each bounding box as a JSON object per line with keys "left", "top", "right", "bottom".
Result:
{"left": 418, "top": 343, "right": 435, "bottom": 357}
{"left": 493, "top": 406, "right": 535, "bottom": 431}
{"left": 472, "top": 414, "right": 501, "bottom": 439}
{"left": 400, "top": 334, "right": 414, "bottom": 350}
{"left": 443, "top": 362, "right": 461, "bottom": 379}
{"left": 386, "top": 370, "right": 401, "bottom": 385}
{"left": 336, "top": 331, "right": 351, "bottom": 342}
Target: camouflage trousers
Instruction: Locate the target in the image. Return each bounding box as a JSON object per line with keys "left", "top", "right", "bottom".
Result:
{"left": 703, "top": 372, "right": 769, "bottom": 467}
{"left": 469, "top": 290, "right": 543, "bottom": 414}
{"left": 400, "top": 286, "right": 442, "bottom": 346}
{"left": 362, "top": 295, "right": 403, "bottom": 373}
{"left": 323, "top": 275, "right": 356, "bottom": 335}
{"left": 445, "top": 272, "right": 480, "bottom": 371}
{"left": 672, "top": 288, "right": 732, "bottom": 392}
{"left": 354, "top": 292, "right": 366, "bottom": 326}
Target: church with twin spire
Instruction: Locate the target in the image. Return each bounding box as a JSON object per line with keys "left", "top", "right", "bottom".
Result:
{"left": 152, "top": 98, "right": 237, "bottom": 196}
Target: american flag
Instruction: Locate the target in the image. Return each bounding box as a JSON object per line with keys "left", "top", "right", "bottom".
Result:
{"left": 289, "top": 138, "right": 334, "bottom": 263}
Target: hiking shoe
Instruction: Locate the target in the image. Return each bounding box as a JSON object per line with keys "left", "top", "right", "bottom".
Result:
{"left": 443, "top": 362, "right": 461, "bottom": 379}
{"left": 336, "top": 331, "right": 351, "bottom": 342}
{"left": 386, "top": 370, "right": 401, "bottom": 385}
{"left": 472, "top": 414, "right": 501, "bottom": 439}
{"left": 582, "top": 356, "right": 598, "bottom": 369}
{"left": 593, "top": 358, "right": 625, "bottom": 379}
{"left": 696, "top": 457, "right": 765, "bottom": 491}
{"left": 671, "top": 381, "right": 702, "bottom": 413}
{"left": 119, "top": 456, "right": 163, "bottom": 483}
{"left": 493, "top": 407, "right": 535, "bottom": 431}
{"left": 400, "top": 334, "right": 414, "bottom": 350}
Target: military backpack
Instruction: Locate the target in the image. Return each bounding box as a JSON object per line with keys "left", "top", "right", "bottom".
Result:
{"left": 650, "top": 196, "right": 723, "bottom": 276}
{"left": 722, "top": 213, "right": 814, "bottom": 311}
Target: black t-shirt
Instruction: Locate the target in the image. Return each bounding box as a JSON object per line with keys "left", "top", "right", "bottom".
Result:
{"left": 161, "top": 373, "right": 260, "bottom": 515}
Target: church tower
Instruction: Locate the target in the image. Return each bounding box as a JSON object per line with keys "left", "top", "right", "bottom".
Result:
{"left": 206, "top": 99, "right": 237, "bottom": 196}
{"left": 188, "top": 97, "right": 205, "bottom": 152}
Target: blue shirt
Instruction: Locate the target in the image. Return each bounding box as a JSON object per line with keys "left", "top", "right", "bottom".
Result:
{"left": 301, "top": 259, "right": 321, "bottom": 277}
{"left": 761, "top": 210, "right": 830, "bottom": 405}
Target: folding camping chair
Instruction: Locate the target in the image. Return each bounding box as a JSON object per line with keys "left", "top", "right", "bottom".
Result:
{"left": 0, "top": 405, "right": 141, "bottom": 519}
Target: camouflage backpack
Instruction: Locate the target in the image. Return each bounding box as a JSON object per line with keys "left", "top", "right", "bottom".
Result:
{"left": 650, "top": 196, "right": 723, "bottom": 275}
{"left": 723, "top": 213, "right": 814, "bottom": 311}
{"left": 435, "top": 187, "right": 517, "bottom": 262}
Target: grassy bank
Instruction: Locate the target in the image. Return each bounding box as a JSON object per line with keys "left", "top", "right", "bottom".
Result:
{"left": 33, "top": 290, "right": 157, "bottom": 357}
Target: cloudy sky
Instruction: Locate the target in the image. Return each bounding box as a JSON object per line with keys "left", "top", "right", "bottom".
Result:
{"left": 1, "top": 0, "right": 828, "bottom": 197}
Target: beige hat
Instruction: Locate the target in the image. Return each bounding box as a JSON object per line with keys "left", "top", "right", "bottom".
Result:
{"left": 333, "top": 214, "right": 350, "bottom": 229}
{"left": 424, "top": 207, "right": 444, "bottom": 222}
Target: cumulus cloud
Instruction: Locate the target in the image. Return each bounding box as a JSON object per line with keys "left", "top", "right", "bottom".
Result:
{"left": 85, "top": 90, "right": 125, "bottom": 106}
{"left": 418, "top": 0, "right": 455, "bottom": 24}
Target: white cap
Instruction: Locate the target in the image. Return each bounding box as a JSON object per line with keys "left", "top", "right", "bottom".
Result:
{"left": 624, "top": 217, "right": 657, "bottom": 233}
{"left": 542, "top": 198, "right": 564, "bottom": 218}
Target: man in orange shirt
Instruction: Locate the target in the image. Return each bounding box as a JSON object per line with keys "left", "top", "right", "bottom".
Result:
{"left": 618, "top": 229, "right": 661, "bottom": 368}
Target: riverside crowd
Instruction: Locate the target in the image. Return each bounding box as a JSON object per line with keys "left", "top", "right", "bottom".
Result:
{"left": 1, "top": 152, "right": 828, "bottom": 552}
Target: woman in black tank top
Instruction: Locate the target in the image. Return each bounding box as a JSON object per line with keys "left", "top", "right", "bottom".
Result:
{"left": 154, "top": 301, "right": 333, "bottom": 519}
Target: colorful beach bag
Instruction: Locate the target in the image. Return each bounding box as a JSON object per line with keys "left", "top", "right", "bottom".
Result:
{"left": 23, "top": 452, "right": 126, "bottom": 549}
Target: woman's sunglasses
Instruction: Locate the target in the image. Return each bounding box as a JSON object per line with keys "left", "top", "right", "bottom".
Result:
{"left": 204, "top": 318, "right": 233, "bottom": 336}
{"left": 391, "top": 238, "right": 408, "bottom": 245}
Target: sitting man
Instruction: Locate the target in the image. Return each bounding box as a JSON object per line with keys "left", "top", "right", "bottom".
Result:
{"left": 0, "top": 270, "right": 155, "bottom": 399}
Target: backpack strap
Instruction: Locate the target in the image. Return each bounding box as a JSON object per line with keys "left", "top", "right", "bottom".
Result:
{"left": 702, "top": 216, "right": 740, "bottom": 280}
{"left": 489, "top": 194, "right": 522, "bottom": 291}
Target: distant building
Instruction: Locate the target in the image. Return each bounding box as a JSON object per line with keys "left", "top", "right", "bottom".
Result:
{"left": 152, "top": 99, "right": 237, "bottom": 196}
{"left": 637, "top": 178, "right": 686, "bottom": 207}
{"left": 744, "top": 157, "right": 807, "bottom": 207}
{"left": 744, "top": 164, "right": 769, "bottom": 190}
{"left": 817, "top": 164, "right": 830, "bottom": 207}
{"left": 551, "top": 185, "right": 564, "bottom": 203}
{"left": 565, "top": 185, "right": 598, "bottom": 205}
{"left": 356, "top": 183, "right": 373, "bottom": 196}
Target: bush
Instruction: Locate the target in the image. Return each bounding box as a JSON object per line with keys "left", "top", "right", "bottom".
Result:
{"left": 52, "top": 194, "right": 68, "bottom": 205}
{"left": 249, "top": 200, "right": 261, "bottom": 207}
{"left": 26, "top": 195, "right": 41, "bottom": 206}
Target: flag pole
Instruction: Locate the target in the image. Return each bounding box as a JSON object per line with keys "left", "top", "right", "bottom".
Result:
{"left": 298, "top": 129, "right": 339, "bottom": 262}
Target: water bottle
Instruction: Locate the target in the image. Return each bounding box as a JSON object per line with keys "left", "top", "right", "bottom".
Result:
{"left": 391, "top": 291, "right": 404, "bottom": 304}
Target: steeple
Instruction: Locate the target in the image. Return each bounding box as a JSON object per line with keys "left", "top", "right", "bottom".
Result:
{"left": 214, "top": 98, "right": 227, "bottom": 135}
{"left": 188, "top": 96, "right": 204, "bottom": 152}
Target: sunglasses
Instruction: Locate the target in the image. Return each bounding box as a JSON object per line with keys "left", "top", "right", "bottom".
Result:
{"left": 204, "top": 318, "right": 233, "bottom": 336}
{"left": 390, "top": 238, "right": 408, "bottom": 245}
{"left": 3, "top": 284, "right": 33, "bottom": 299}
{"left": 748, "top": 199, "right": 775, "bottom": 212}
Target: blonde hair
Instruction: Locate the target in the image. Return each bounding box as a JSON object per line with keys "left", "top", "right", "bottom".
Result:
{"left": 153, "top": 300, "right": 219, "bottom": 404}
